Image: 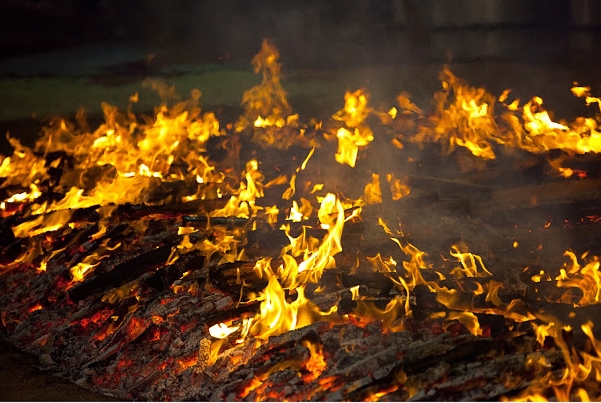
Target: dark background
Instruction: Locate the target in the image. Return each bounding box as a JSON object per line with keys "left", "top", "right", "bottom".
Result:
{"left": 2, "top": 0, "right": 600, "bottom": 67}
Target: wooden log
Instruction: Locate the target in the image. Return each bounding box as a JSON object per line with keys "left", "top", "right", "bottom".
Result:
{"left": 141, "top": 253, "right": 207, "bottom": 292}
{"left": 209, "top": 260, "right": 264, "bottom": 291}
{"left": 68, "top": 236, "right": 187, "bottom": 302}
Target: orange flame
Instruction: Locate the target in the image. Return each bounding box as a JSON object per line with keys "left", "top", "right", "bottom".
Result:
{"left": 301, "top": 339, "right": 327, "bottom": 381}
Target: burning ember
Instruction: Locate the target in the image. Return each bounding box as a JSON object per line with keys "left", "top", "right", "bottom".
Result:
{"left": 1, "top": 39, "right": 601, "bottom": 401}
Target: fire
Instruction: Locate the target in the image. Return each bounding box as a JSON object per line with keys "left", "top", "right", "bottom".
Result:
{"left": 282, "top": 147, "right": 315, "bottom": 201}
{"left": 28, "top": 303, "right": 43, "bottom": 313}
{"left": 353, "top": 296, "right": 408, "bottom": 330}
{"left": 176, "top": 353, "right": 198, "bottom": 371}
{"left": 215, "top": 193, "right": 345, "bottom": 341}
{"left": 0, "top": 83, "right": 227, "bottom": 219}
{"left": 12, "top": 209, "right": 73, "bottom": 238}
{"left": 386, "top": 173, "right": 411, "bottom": 200}
{"left": 365, "top": 384, "right": 400, "bottom": 401}
{"left": 446, "top": 311, "right": 482, "bottom": 336}
{"left": 3, "top": 39, "right": 601, "bottom": 402}
{"left": 571, "top": 84, "right": 601, "bottom": 112}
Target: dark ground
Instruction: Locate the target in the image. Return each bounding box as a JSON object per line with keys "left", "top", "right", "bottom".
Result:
{"left": 0, "top": 340, "right": 120, "bottom": 401}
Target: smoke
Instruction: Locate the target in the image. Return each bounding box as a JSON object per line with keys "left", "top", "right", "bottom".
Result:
{"left": 129, "top": 0, "right": 395, "bottom": 69}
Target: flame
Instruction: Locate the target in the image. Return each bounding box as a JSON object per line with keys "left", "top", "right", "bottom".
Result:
{"left": 209, "top": 322, "right": 240, "bottom": 339}
{"left": 28, "top": 303, "right": 43, "bottom": 313}
{"left": 414, "top": 68, "right": 497, "bottom": 159}
{"left": 571, "top": 84, "right": 601, "bottom": 112}
{"left": 484, "top": 279, "right": 504, "bottom": 307}
{"left": 3, "top": 183, "right": 42, "bottom": 207}
{"left": 282, "top": 147, "right": 315, "bottom": 201}
{"left": 331, "top": 89, "right": 374, "bottom": 167}
{"left": 177, "top": 353, "right": 198, "bottom": 371}
{"left": 519, "top": 320, "right": 601, "bottom": 401}
{"left": 70, "top": 239, "right": 121, "bottom": 283}
{"left": 391, "top": 238, "right": 432, "bottom": 288}
{"left": 236, "top": 39, "right": 300, "bottom": 148}
{"left": 446, "top": 311, "right": 482, "bottom": 336}
{"left": 410, "top": 68, "right": 601, "bottom": 161}
{"left": 241, "top": 39, "right": 291, "bottom": 123}
{"left": 1, "top": 87, "right": 224, "bottom": 215}
{"left": 365, "top": 384, "right": 400, "bottom": 402}
{"left": 286, "top": 199, "right": 313, "bottom": 222}
{"left": 353, "top": 296, "right": 408, "bottom": 330}
{"left": 362, "top": 173, "right": 382, "bottom": 204}
{"left": 386, "top": 173, "right": 411, "bottom": 200}
{"left": 12, "top": 209, "right": 73, "bottom": 238}
{"left": 449, "top": 243, "right": 493, "bottom": 278}
{"left": 236, "top": 194, "right": 346, "bottom": 341}
{"left": 499, "top": 86, "right": 601, "bottom": 155}
{"left": 555, "top": 251, "right": 600, "bottom": 305}
{"left": 102, "top": 280, "right": 140, "bottom": 304}
{"left": 248, "top": 277, "right": 308, "bottom": 340}
{"left": 294, "top": 194, "right": 345, "bottom": 285}
{"left": 580, "top": 321, "right": 601, "bottom": 383}
{"left": 212, "top": 159, "right": 264, "bottom": 218}
{"left": 366, "top": 253, "right": 411, "bottom": 316}
{"left": 301, "top": 339, "right": 327, "bottom": 381}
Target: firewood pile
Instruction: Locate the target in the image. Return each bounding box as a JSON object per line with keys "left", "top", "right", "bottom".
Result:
{"left": 1, "top": 40, "right": 600, "bottom": 401}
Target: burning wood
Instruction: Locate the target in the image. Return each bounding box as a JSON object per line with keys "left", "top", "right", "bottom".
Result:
{"left": 1, "top": 40, "right": 601, "bottom": 401}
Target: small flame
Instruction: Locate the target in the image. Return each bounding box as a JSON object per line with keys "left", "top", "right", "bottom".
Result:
{"left": 555, "top": 251, "right": 600, "bottom": 305}
{"left": 209, "top": 323, "right": 240, "bottom": 339}
{"left": 301, "top": 339, "right": 327, "bottom": 381}
{"left": 449, "top": 243, "right": 493, "bottom": 278}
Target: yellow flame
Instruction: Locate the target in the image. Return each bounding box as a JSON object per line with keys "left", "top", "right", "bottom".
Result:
{"left": 209, "top": 322, "right": 240, "bottom": 339}
{"left": 386, "top": 173, "right": 411, "bottom": 200}
{"left": 12, "top": 209, "right": 73, "bottom": 238}
{"left": 70, "top": 239, "right": 121, "bottom": 283}
{"left": 449, "top": 243, "right": 493, "bottom": 278}
{"left": 410, "top": 68, "right": 601, "bottom": 161}
{"left": 331, "top": 89, "right": 374, "bottom": 167}
{"left": 363, "top": 173, "right": 382, "bottom": 204}
{"left": 301, "top": 339, "right": 327, "bottom": 380}
{"left": 446, "top": 311, "right": 482, "bottom": 336}
{"left": 212, "top": 159, "right": 264, "bottom": 218}
{"left": 414, "top": 68, "right": 497, "bottom": 159}
{"left": 249, "top": 277, "right": 305, "bottom": 339}
{"left": 237, "top": 40, "right": 300, "bottom": 148}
